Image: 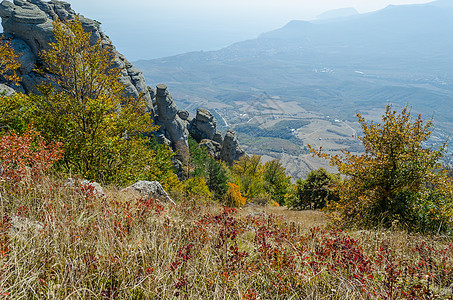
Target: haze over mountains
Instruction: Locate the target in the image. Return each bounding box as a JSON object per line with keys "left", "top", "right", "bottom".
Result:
{"left": 135, "top": 0, "right": 453, "bottom": 177}
{"left": 316, "top": 7, "right": 359, "bottom": 20}
{"left": 136, "top": 0, "right": 453, "bottom": 117}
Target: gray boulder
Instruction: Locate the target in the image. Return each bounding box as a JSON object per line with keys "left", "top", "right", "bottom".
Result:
{"left": 10, "top": 216, "right": 44, "bottom": 233}
{"left": 121, "top": 181, "right": 175, "bottom": 205}
{"left": 80, "top": 179, "right": 105, "bottom": 197}
{"left": 0, "top": 83, "right": 15, "bottom": 96}
{"left": 64, "top": 178, "right": 105, "bottom": 198}
{"left": 221, "top": 129, "right": 246, "bottom": 164}
{"left": 190, "top": 108, "right": 217, "bottom": 141}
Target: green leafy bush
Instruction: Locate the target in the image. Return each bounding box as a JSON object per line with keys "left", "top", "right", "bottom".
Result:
{"left": 287, "top": 168, "right": 340, "bottom": 210}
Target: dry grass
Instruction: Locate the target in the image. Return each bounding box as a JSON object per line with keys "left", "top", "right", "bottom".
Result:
{"left": 239, "top": 205, "right": 328, "bottom": 229}
{"left": 0, "top": 180, "right": 452, "bottom": 299}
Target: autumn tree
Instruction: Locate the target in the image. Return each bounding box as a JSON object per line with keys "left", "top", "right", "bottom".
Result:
{"left": 185, "top": 137, "right": 229, "bottom": 199}
{"left": 263, "top": 159, "right": 291, "bottom": 205}
{"left": 205, "top": 157, "right": 229, "bottom": 199}
{"left": 0, "top": 17, "right": 177, "bottom": 186}
{"left": 311, "top": 105, "right": 453, "bottom": 233}
{"left": 223, "top": 182, "right": 247, "bottom": 207}
{"left": 182, "top": 176, "right": 212, "bottom": 199}
{"left": 232, "top": 155, "right": 265, "bottom": 201}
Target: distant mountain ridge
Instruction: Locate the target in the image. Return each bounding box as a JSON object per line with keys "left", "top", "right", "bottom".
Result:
{"left": 136, "top": 0, "right": 453, "bottom": 120}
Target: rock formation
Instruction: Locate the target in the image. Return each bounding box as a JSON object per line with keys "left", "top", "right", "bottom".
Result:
{"left": 152, "top": 85, "right": 245, "bottom": 164}
{"left": 0, "top": 0, "right": 154, "bottom": 114}
{"left": 190, "top": 108, "right": 217, "bottom": 141}
{"left": 221, "top": 129, "right": 246, "bottom": 163}
{"left": 154, "top": 84, "right": 189, "bottom": 158}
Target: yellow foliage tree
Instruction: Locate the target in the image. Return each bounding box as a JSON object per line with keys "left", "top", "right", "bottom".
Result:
{"left": 310, "top": 105, "right": 453, "bottom": 233}
{"left": 232, "top": 155, "right": 265, "bottom": 200}
{"left": 223, "top": 182, "right": 247, "bottom": 207}
{"left": 0, "top": 37, "right": 21, "bottom": 84}
{"left": 183, "top": 176, "right": 212, "bottom": 200}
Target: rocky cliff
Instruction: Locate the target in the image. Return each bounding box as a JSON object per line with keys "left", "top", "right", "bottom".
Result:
{"left": 0, "top": 0, "right": 245, "bottom": 165}
{"left": 0, "top": 0, "right": 153, "bottom": 113}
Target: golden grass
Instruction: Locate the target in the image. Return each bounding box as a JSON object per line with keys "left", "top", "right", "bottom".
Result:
{"left": 0, "top": 181, "right": 452, "bottom": 299}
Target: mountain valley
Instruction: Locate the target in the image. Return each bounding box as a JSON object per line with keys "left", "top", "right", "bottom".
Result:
{"left": 135, "top": 0, "right": 453, "bottom": 178}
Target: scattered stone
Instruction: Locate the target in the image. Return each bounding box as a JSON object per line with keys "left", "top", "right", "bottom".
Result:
{"left": 10, "top": 216, "right": 44, "bottom": 233}
{"left": 64, "top": 178, "right": 105, "bottom": 197}
{"left": 80, "top": 179, "right": 105, "bottom": 197}
{"left": 246, "top": 212, "right": 268, "bottom": 219}
{"left": 121, "top": 180, "right": 175, "bottom": 205}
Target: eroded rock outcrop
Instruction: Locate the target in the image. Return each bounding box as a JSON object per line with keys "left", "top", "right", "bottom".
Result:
{"left": 190, "top": 108, "right": 217, "bottom": 141}
{"left": 0, "top": 0, "right": 153, "bottom": 114}
{"left": 153, "top": 86, "right": 246, "bottom": 165}
{"left": 221, "top": 129, "right": 246, "bottom": 164}
{"left": 154, "top": 84, "right": 189, "bottom": 158}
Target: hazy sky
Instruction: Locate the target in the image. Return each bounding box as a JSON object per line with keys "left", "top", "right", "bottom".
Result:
{"left": 64, "top": 0, "right": 434, "bottom": 60}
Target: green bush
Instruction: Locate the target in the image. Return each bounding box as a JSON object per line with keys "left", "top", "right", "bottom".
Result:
{"left": 287, "top": 168, "right": 339, "bottom": 210}
{"left": 310, "top": 105, "right": 453, "bottom": 234}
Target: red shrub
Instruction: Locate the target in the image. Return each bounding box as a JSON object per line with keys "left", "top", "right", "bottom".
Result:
{"left": 0, "top": 129, "right": 63, "bottom": 185}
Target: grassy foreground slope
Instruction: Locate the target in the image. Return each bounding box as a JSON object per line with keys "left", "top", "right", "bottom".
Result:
{"left": 1, "top": 180, "right": 452, "bottom": 299}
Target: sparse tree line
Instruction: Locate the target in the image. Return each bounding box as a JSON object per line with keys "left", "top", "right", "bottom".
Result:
{"left": 1, "top": 17, "right": 452, "bottom": 235}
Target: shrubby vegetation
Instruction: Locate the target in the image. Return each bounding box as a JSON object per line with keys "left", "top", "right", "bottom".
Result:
{"left": 311, "top": 106, "right": 453, "bottom": 234}
{"left": 231, "top": 155, "right": 291, "bottom": 206}
{"left": 1, "top": 175, "right": 452, "bottom": 298}
{"left": 184, "top": 136, "right": 228, "bottom": 200}
{"left": 1, "top": 18, "right": 452, "bottom": 234}
{"left": 184, "top": 138, "right": 292, "bottom": 206}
